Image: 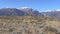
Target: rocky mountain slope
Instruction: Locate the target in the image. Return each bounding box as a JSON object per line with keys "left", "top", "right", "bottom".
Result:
{"left": 0, "top": 8, "right": 60, "bottom": 18}
{"left": 0, "top": 8, "right": 43, "bottom": 16}
{"left": 42, "top": 10, "right": 60, "bottom": 18}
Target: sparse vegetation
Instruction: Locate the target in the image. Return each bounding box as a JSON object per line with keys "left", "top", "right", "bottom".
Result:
{"left": 0, "top": 16, "right": 60, "bottom": 34}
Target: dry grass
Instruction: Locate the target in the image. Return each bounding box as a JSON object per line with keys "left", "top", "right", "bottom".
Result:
{"left": 0, "top": 16, "right": 60, "bottom": 34}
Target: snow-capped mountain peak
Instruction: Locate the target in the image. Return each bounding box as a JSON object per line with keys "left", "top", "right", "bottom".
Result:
{"left": 20, "top": 7, "right": 30, "bottom": 9}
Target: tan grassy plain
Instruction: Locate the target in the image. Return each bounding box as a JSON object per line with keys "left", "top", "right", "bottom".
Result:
{"left": 0, "top": 16, "right": 60, "bottom": 34}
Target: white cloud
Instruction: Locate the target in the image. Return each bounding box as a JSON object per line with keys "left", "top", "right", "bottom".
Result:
{"left": 5, "top": 6, "right": 9, "bottom": 8}
{"left": 56, "top": 9, "right": 60, "bottom": 11}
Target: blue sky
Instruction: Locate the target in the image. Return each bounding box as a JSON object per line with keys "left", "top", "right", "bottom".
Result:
{"left": 0, "top": 0, "right": 60, "bottom": 12}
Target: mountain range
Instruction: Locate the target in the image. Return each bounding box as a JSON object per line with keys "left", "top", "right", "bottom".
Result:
{"left": 0, "top": 8, "right": 60, "bottom": 18}
{"left": 42, "top": 10, "right": 60, "bottom": 18}
{"left": 0, "top": 8, "right": 43, "bottom": 16}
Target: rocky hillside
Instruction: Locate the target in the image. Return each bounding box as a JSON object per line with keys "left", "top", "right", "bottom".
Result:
{"left": 0, "top": 16, "right": 60, "bottom": 34}
{"left": 42, "top": 10, "right": 60, "bottom": 18}
{"left": 0, "top": 8, "right": 43, "bottom": 16}
{"left": 0, "top": 8, "right": 60, "bottom": 18}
